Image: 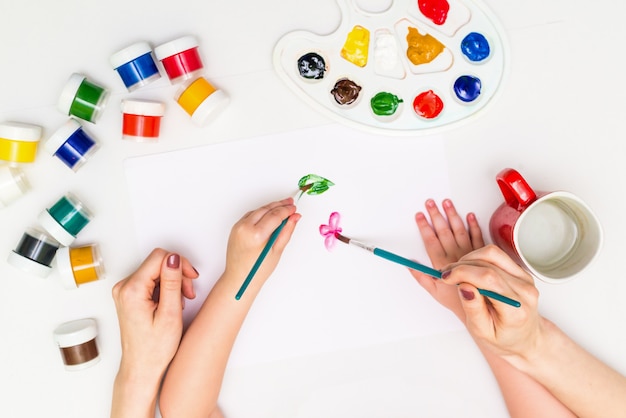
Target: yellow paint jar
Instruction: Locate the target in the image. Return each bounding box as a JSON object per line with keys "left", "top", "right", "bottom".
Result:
{"left": 175, "top": 76, "right": 229, "bottom": 126}
{"left": 0, "top": 121, "right": 43, "bottom": 164}
{"left": 54, "top": 244, "right": 105, "bottom": 289}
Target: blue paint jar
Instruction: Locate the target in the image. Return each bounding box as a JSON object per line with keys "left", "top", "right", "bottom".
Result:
{"left": 453, "top": 75, "right": 482, "bottom": 103}
{"left": 45, "top": 119, "right": 98, "bottom": 172}
{"left": 110, "top": 42, "right": 161, "bottom": 92}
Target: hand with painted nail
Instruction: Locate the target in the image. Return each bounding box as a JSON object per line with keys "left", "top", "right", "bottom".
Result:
{"left": 411, "top": 199, "right": 582, "bottom": 418}
{"left": 441, "top": 245, "right": 542, "bottom": 360}
{"left": 443, "top": 245, "right": 626, "bottom": 418}
{"left": 159, "top": 198, "right": 301, "bottom": 418}
{"left": 410, "top": 198, "right": 484, "bottom": 320}
{"left": 111, "top": 248, "right": 199, "bottom": 418}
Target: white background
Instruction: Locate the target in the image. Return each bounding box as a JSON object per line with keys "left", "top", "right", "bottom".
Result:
{"left": 1, "top": 0, "right": 625, "bottom": 417}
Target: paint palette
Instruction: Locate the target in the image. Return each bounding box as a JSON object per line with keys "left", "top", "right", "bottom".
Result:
{"left": 273, "top": 0, "right": 508, "bottom": 135}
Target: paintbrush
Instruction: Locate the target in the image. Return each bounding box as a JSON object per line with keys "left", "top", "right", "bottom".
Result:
{"left": 235, "top": 175, "right": 334, "bottom": 300}
{"left": 334, "top": 232, "right": 521, "bottom": 308}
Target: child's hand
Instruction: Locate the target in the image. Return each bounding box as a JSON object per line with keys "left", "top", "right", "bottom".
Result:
{"left": 223, "top": 197, "right": 301, "bottom": 287}
{"left": 409, "top": 199, "right": 484, "bottom": 321}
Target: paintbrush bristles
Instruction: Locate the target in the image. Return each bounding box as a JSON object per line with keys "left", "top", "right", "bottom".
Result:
{"left": 335, "top": 233, "right": 350, "bottom": 244}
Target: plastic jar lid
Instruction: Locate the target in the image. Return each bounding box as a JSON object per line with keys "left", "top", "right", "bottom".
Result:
{"left": 190, "top": 89, "right": 229, "bottom": 126}
{"left": 7, "top": 250, "right": 53, "bottom": 277}
{"left": 121, "top": 99, "right": 165, "bottom": 116}
{"left": 0, "top": 122, "right": 42, "bottom": 141}
{"left": 55, "top": 246, "right": 78, "bottom": 289}
{"left": 110, "top": 41, "right": 153, "bottom": 69}
{"left": 154, "top": 36, "right": 199, "bottom": 60}
{"left": 44, "top": 119, "right": 82, "bottom": 155}
{"left": 57, "top": 73, "right": 87, "bottom": 114}
{"left": 38, "top": 210, "right": 77, "bottom": 246}
{"left": 53, "top": 318, "right": 97, "bottom": 348}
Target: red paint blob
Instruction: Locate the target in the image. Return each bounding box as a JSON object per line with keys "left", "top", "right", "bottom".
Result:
{"left": 413, "top": 90, "right": 444, "bottom": 119}
{"left": 418, "top": 0, "right": 450, "bottom": 25}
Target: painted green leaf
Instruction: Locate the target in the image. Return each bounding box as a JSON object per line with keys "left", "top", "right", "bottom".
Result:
{"left": 297, "top": 174, "right": 335, "bottom": 195}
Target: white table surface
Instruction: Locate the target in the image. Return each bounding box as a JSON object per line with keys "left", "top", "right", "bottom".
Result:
{"left": 1, "top": 0, "right": 625, "bottom": 417}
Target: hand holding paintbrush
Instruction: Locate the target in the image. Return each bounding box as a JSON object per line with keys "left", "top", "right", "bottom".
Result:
{"left": 235, "top": 174, "right": 335, "bottom": 300}
{"left": 320, "top": 209, "right": 521, "bottom": 308}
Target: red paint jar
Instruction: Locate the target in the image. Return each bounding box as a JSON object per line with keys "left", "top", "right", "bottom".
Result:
{"left": 154, "top": 36, "right": 204, "bottom": 84}
{"left": 121, "top": 99, "right": 165, "bottom": 141}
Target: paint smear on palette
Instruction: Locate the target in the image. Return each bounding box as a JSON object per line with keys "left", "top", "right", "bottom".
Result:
{"left": 273, "top": 0, "right": 507, "bottom": 136}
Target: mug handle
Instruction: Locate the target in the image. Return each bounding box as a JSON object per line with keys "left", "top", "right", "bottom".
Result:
{"left": 496, "top": 168, "right": 537, "bottom": 210}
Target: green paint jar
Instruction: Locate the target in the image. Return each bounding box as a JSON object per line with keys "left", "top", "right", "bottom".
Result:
{"left": 37, "top": 193, "right": 93, "bottom": 246}
{"left": 58, "top": 73, "right": 109, "bottom": 123}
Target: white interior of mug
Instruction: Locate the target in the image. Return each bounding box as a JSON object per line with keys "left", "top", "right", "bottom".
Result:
{"left": 513, "top": 192, "right": 603, "bottom": 283}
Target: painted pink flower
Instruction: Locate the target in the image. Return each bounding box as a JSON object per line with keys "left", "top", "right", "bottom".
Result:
{"left": 319, "top": 211, "right": 342, "bottom": 251}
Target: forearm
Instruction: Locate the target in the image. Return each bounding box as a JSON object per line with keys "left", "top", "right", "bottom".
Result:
{"left": 477, "top": 343, "right": 576, "bottom": 418}
{"left": 449, "top": 309, "right": 575, "bottom": 418}
{"left": 111, "top": 365, "right": 162, "bottom": 418}
{"left": 159, "top": 271, "right": 263, "bottom": 418}
{"left": 514, "top": 319, "right": 626, "bottom": 418}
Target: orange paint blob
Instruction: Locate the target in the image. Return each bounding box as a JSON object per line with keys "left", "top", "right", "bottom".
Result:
{"left": 406, "top": 27, "right": 445, "bottom": 65}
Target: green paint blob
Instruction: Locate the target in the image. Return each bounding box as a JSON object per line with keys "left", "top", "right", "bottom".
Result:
{"left": 69, "top": 79, "right": 106, "bottom": 122}
{"left": 48, "top": 195, "right": 92, "bottom": 236}
{"left": 370, "top": 92, "right": 403, "bottom": 116}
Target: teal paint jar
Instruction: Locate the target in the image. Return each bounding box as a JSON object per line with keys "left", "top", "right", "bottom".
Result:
{"left": 37, "top": 193, "right": 93, "bottom": 246}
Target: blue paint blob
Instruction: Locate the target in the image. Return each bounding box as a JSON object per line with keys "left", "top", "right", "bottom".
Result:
{"left": 115, "top": 52, "right": 160, "bottom": 90}
{"left": 461, "top": 32, "right": 490, "bottom": 62}
{"left": 454, "top": 75, "right": 482, "bottom": 102}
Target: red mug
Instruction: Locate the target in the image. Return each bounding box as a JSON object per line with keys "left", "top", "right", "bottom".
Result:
{"left": 489, "top": 168, "right": 603, "bottom": 283}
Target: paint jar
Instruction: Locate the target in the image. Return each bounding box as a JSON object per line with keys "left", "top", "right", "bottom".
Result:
{"left": 37, "top": 193, "right": 93, "bottom": 246}
{"left": 175, "top": 77, "right": 229, "bottom": 126}
{"left": 57, "top": 73, "right": 109, "bottom": 123}
{"left": 121, "top": 99, "right": 165, "bottom": 141}
{"left": 53, "top": 318, "right": 100, "bottom": 371}
{"left": 0, "top": 165, "right": 30, "bottom": 208}
{"left": 7, "top": 227, "right": 60, "bottom": 277}
{"left": 55, "top": 244, "right": 105, "bottom": 289}
{"left": 154, "top": 36, "right": 204, "bottom": 84}
{"left": 0, "top": 121, "right": 43, "bottom": 164}
{"left": 45, "top": 119, "right": 99, "bottom": 172}
{"left": 110, "top": 41, "right": 161, "bottom": 91}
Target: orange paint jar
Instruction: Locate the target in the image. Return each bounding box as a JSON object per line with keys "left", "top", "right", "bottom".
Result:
{"left": 175, "top": 76, "right": 229, "bottom": 126}
{"left": 55, "top": 244, "right": 105, "bottom": 289}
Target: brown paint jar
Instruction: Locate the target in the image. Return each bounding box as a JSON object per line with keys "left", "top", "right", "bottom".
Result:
{"left": 53, "top": 318, "right": 100, "bottom": 371}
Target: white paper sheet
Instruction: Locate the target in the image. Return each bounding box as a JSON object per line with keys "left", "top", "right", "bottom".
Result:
{"left": 123, "top": 123, "right": 462, "bottom": 367}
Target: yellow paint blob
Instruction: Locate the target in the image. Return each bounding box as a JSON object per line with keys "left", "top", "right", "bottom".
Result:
{"left": 177, "top": 78, "right": 217, "bottom": 116}
{"left": 406, "top": 27, "right": 445, "bottom": 65}
{"left": 341, "top": 25, "right": 370, "bottom": 67}
{"left": 0, "top": 138, "right": 38, "bottom": 163}
{"left": 69, "top": 245, "right": 102, "bottom": 285}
